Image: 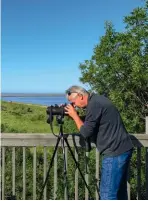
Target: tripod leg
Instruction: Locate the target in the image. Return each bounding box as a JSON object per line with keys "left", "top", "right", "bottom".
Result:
{"left": 39, "top": 136, "right": 61, "bottom": 200}
{"left": 63, "top": 137, "right": 94, "bottom": 199}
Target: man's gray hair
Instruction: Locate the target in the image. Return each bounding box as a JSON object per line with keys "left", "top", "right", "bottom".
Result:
{"left": 65, "top": 85, "right": 89, "bottom": 96}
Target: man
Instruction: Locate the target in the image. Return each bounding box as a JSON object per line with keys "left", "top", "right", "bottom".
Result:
{"left": 64, "top": 85, "right": 133, "bottom": 200}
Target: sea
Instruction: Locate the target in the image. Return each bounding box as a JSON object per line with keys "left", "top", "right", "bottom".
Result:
{"left": 1, "top": 96, "right": 68, "bottom": 106}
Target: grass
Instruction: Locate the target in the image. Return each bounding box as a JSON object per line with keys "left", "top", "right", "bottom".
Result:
{"left": 1, "top": 101, "right": 59, "bottom": 133}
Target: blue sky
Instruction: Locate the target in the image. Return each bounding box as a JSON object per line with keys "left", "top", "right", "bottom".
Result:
{"left": 1, "top": 0, "right": 144, "bottom": 93}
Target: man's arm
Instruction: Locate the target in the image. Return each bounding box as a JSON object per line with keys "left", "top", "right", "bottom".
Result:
{"left": 72, "top": 114, "right": 84, "bottom": 130}
{"left": 65, "top": 103, "right": 102, "bottom": 138}
{"left": 64, "top": 104, "right": 84, "bottom": 130}
{"left": 80, "top": 102, "right": 102, "bottom": 138}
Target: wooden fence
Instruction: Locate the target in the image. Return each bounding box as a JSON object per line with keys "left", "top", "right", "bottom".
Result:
{"left": 0, "top": 117, "right": 148, "bottom": 200}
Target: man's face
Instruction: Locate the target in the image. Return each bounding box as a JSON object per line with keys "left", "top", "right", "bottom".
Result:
{"left": 68, "top": 92, "right": 86, "bottom": 108}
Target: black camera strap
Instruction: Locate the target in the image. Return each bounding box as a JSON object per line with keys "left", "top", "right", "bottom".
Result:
{"left": 49, "top": 106, "right": 60, "bottom": 137}
{"left": 50, "top": 121, "right": 58, "bottom": 137}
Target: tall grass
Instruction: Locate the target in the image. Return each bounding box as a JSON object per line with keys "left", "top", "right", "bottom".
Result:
{"left": 1, "top": 101, "right": 59, "bottom": 133}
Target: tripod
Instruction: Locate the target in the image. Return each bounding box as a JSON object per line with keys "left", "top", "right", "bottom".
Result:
{"left": 39, "top": 118, "right": 93, "bottom": 200}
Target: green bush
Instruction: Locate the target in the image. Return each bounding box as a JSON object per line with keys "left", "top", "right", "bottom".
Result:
{"left": 1, "top": 101, "right": 59, "bottom": 133}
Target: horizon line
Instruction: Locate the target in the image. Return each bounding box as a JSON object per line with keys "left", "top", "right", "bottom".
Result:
{"left": 1, "top": 92, "right": 66, "bottom": 97}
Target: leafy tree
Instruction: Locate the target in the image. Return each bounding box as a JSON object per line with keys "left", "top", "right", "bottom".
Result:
{"left": 79, "top": 1, "right": 148, "bottom": 133}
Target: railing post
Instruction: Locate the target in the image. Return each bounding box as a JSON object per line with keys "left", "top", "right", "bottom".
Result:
{"left": 146, "top": 116, "right": 148, "bottom": 200}
{"left": 146, "top": 116, "right": 148, "bottom": 135}
{"left": 0, "top": 148, "right": 1, "bottom": 201}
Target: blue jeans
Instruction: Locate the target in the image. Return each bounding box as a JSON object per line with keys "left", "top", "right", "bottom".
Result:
{"left": 100, "top": 149, "right": 133, "bottom": 200}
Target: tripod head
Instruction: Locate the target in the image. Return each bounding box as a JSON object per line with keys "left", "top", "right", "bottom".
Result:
{"left": 56, "top": 115, "right": 64, "bottom": 124}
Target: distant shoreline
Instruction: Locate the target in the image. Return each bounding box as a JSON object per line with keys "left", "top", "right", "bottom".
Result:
{"left": 1, "top": 93, "right": 65, "bottom": 97}
{"left": 2, "top": 100, "right": 47, "bottom": 107}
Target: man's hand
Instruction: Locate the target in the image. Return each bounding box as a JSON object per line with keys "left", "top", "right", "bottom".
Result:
{"left": 64, "top": 104, "right": 78, "bottom": 119}
{"left": 64, "top": 104, "right": 84, "bottom": 130}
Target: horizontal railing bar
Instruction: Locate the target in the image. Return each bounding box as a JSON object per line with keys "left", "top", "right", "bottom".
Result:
{"left": 1, "top": 134, "right": 81, "bottom": 147}
{"left": 1, "top": 134, "right": 148, "bottom": 147}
